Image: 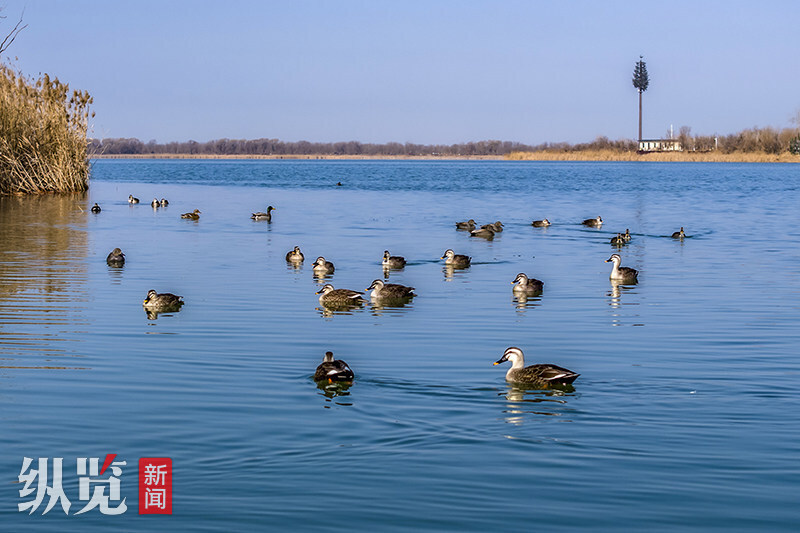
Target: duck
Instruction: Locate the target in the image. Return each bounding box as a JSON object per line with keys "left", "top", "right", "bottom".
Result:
{"left": 511, "top": 273, "right": 543, "bottom": 294}
{"left": 142, "top": 289, "right": 184, "bottom": 310}
{"left": 494, "top": 347, "right": 580, "bottom": 386}
{"left": 582, "top": 216, "right": 602, "bottom": 227}
{"left": 90, "top": 203, "right": 101, "bottom": 213}
{"left": 470, "top": 225, "right": 495, "bottom": 239}
{"left": 106, "top": 248, "right": 125, "bottom": 266}
{"left": 671, "top": 227, "right": 686, "bottom": 239}
{"left": 441, "top": 249, "right": 471, "bottom": 267}
{"left": 382, "top": 250, "right": 406, "bottom": 269}
{"left": 316, "top": 284, "right": 365, "bottom": 306}
{"left": 366, "top": 279, "right": 416, "bottom": 300}
{"left": 285, "top": 246, "right": 304, "bottom": 262}
{"left": 312, "top": 256, "right": 335, "bottom": 274}
{"left": 160, "top": 198, "right": 169, "bottom": 207}
{"left": 151, "top": 198, "right": 160, "bottom": 208}
{"left": 623, "top": 229, "right": 632, "bottom": 242}
{"left": 455, "top": 219, "right": 476, "bottom": 230}
{"left": 481, "top": 221, "right": 503, "bottom": 233}
{"left": 605, "top": 253, "right": 638, "bottom": 283}
{"left": 314, "top": 351, "right": 354, "bottom": 383}
{"left": 532, "top": 218, "right": 551, "bottom": 227}
{"left": 610, "top": 233, "right": 626, "bottom": 245}
{"left": 128, "top": 195, "right": 139, "bottom": 204}
{"left": 251, "top": 205, "right": 275, "bottom": 221}
{"left": 181, "top": 209, "right": 201, "bottom": 220}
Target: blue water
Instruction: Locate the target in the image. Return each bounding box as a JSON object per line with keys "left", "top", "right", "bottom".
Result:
{"left": 1, "top": 159, "right": 799, "bottom": 531}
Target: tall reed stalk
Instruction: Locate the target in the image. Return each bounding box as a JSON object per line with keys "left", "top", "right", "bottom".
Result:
{"left": 0, "top": 65, "right": 93, "bottom": 195}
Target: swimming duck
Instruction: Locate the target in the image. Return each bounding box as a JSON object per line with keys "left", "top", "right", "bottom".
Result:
{"left": 90, "top": 203, "right": 101, "bottom": 213}
{"left": 481, "top": 221, "right": 503, "bottom": 233}
{"left": 494, "top": 346, "right": 580, "bottom": 386}
{"left": 532, "top": 219, "right": 551, "bottom": 227}
{"left": 382, "top": 250, "right": 406, "bottom": 269}
{"left": 610, "top": 233, "right": 626, "bottom": 245}
{"left": 511, "top": 273, "right": 543, "bottom": 294}
{"left": 470, "top": 225, "right": 495, "bottom": 239}
{"left": 128, "top": 195, "right": 139, "bottom": 204}
{"left": 251, "top": 205, "right": 275, "bottom": 221}
{"left": 160, "top": 198, "right": 169, "bottom": 207}
{"left": 582, "top": 216, "right": 602, "bottom": 227}
{"left": 314, "top": 351, "right": 354, "bottom": 383}
{"left": 671, "top": 227, "right": 686, "bottom": 239}
{"left": 142, "top": 289, "right": 184, "bottom": 310}
{"left": 316, "top": 284, "right": 365, "bottom": 306}
{"left": 151, "top": 198, "right": 160, "bottom": 208}
{"left": 605, "top": 253, "right": 638, "bottom": 283}
{"left": 623, "top": 229, "right": 632, "bottom": 242}
{"left": 181, "top": 209, "right": 201, "bottom": 220}
{"left": 106, "top": 248, "right": 125, "bottom": 266}
{"left": 286, "top": 246, "right": 305, "bottom": 262}
{"left": 441, "top": 249, "right": 471, "bottom": 267}
{"left": 455, "top": 219, "right": 476, "bottom": 230}
{"left": 312, "top": 256, "right": 335, "bottom": 274}
{"left": 366, "top": 279, "right": 416, "bottom": 300}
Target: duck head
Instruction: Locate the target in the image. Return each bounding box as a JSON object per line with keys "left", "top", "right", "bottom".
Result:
{"left": 494, "top": 346, "right": 524, "bottom": 367}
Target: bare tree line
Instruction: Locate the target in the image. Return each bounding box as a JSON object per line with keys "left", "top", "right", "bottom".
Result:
{"left": 91, "top": 124, "right": 800, "bottom": 158}
{"left": 89, "top": 138, "right": 545, "bottom": 157}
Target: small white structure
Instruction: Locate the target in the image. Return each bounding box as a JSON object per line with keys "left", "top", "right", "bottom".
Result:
{"left": 638, "top": 139, "right": 682, "bottom": 152}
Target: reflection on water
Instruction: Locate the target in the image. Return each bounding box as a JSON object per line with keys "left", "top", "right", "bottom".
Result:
{"left": 286, "top": 260, "right": 303, "bottom": 271}
{"left": 0, "top": 194, "right": 89, "bottom": 368}
{"left": 500, "top": 384, "right": 576, "bottom": 425}
{"left": 442, "top": 265, "right": 469, "bottom": 281}
{"left": 369, "top": 299, "right": 415, "bottom": 316}
{"left": 107, "top": 264, "right": 125, "bottom": 284}
{"left": 316, "top": 305, "right": 365, "bottom": 318}
{"left": 313, "top": 271, "right": 334, "bottom": 283}
{"left": 316, "top": 379, "right": 354, "bottom": 403}
{"left": 144, "top": 308, "right": 183, "bottom": 320}
{"left": 512, "top": 294, "right": 542, "bottom": 311}
{"left": 607, "top": 279, "right": 641, "bottom": 326}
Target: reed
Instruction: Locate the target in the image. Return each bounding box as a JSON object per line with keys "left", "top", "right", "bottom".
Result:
{"left": 0, "top": 65, "right": 93, "bottom": 195}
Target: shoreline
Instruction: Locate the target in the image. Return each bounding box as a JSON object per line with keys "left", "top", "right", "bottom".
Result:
{"left": 89, "top": 150, "right": 800, "bottom": 163}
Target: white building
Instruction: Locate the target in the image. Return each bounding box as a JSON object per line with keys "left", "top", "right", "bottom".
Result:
{"left": 638, "top": 139, "right": 682, "bottom": 152}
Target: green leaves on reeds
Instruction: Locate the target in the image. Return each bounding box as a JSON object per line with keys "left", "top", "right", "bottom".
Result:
{"left": 0, "top": 65, "right": 93, "bottom": 195}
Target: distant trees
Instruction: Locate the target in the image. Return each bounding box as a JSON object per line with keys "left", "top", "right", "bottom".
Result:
{"left": 90, "top": 125, "right": 800, "bottom": 158}
{"left": 90, "top": 138, "right": 545, "bottom": 157}
{"left": 632, "top": 56, "right": 650, "bottom": 141}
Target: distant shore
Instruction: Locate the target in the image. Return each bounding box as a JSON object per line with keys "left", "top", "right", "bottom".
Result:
{"left": 91, "top": 150, "right": 800, "bottom": 163}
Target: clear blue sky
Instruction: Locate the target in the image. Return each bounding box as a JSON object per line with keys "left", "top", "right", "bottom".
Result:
{"left": 4, "top": 1, "right": 799, "bottom": 145}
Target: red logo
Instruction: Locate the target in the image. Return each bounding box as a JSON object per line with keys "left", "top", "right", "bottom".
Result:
{"left": 138, "top": 458, "right": 172, "bottom": 514}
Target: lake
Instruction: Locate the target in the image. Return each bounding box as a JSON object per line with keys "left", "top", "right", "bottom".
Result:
{"left": 1, "top": 159, "right": 799, "bottom": 531}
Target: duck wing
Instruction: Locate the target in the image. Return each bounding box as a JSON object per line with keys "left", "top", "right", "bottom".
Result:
{"left": 524, "top": 363, "right": 580, "bottom": 384}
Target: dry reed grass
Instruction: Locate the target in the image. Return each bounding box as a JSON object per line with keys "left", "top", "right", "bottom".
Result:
{"left": 0, "top": 65, "right": 93, "bottom": 195}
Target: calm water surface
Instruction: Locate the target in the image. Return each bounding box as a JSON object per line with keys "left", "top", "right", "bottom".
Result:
{"left": 1, "top": 160, "right": 799, "bottom": 531}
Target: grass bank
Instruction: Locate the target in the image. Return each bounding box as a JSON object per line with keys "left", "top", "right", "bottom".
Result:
{"left": 506, "top": 149, "right": 800, "bottom": 163}
{"left": 0, "top": 65, "right": 93, "bottom": 195}
{"left": 91, "top": 153, "right": 503, "bottom": 161}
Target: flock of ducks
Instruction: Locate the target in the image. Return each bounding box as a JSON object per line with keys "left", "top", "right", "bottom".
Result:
{"left": 455, "top": 218, "right": 505, "bottom": 239}
{"left": 101, "top": 193, "right": 689, "bottom": 390}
